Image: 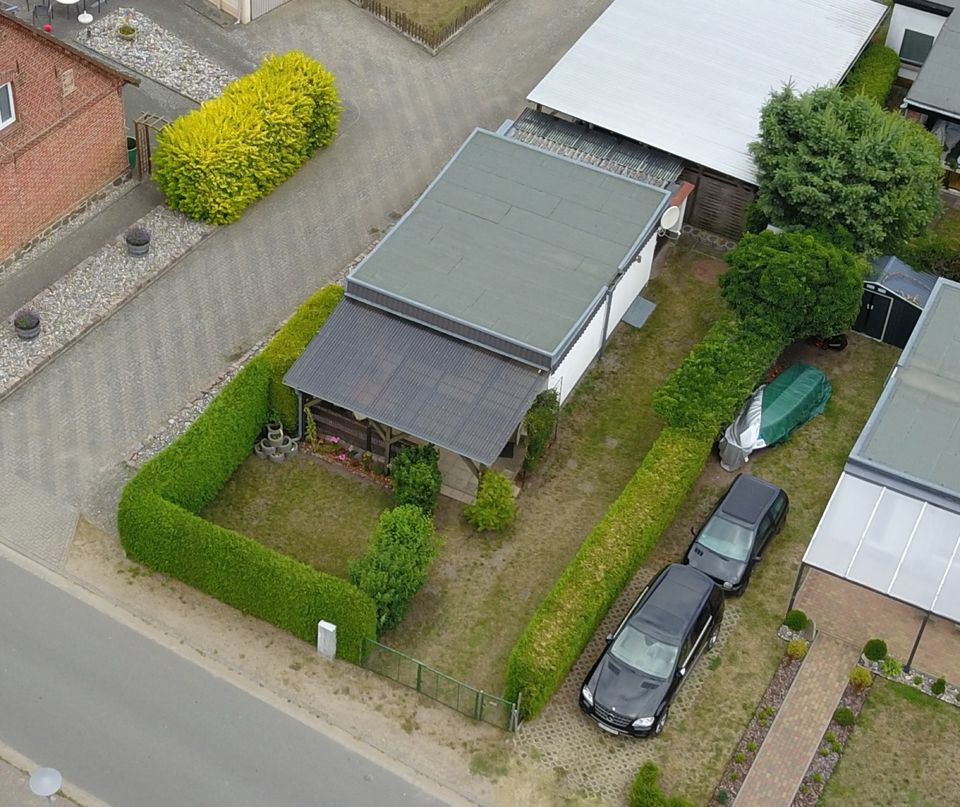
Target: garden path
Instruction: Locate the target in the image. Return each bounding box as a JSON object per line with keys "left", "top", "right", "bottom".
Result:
{"left": 734, "top": 634, "right": 860, "bottom": 807}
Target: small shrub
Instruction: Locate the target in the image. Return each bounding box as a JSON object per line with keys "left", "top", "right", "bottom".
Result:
{"left": 390, "top": 444, "right": 442, "bottom": 517}
{"left": 629, "top": 762, "right": 695, "bottom": 807}
{"left": 734, "top": 751, "right": 745, "bottom": 764}
{"left": 842, "top": 42, "right": 900, "bottom": 105}
{"left": 746, "top": 740, "right": 758, "bottom": 753}
{"left": 912, "top": 674, "right": 923, "bottom": 686}
{"left": 717, "top": 790, "right": 729, "bottom": 806}
{"left": 786, "top": 638, "right": 808, "bottom": 660}
{"left": 523, "top": 389, "right": 560, "bottom": 471}
{"left": 863, "top": 638, "right": 887, "bottom": 662}
{"left": 730, "top": 771, "right": 740, "bottom": 782}
{"left": 784, "top": 609, "right": 808, "bottom": 632}
{"left": 13, "top": 308, "right": 39, "bottom": 330}
{"left": 849, "top": 666, "right": 873, "bottom": 690}
{"left": 464, "top": 470, "right": 516, "bottom": 532}
{"left": 813, "top": 772, "right": 824, "bottom": 784}
{"left": 881, "top": 656, "right": 904, "bottom": 678}
{"left": 153, "top": 51, "right": 341, "bottom": 223}
{"left": 833, "top": 707, "right": 856, "bottom": 727}
{"left": 818, "top": 746, "right": 830, "bottom": 757}
{"left": 825, "top": 731, "right": 837, "bottom": 744}
{"left": 932, "top": 677, "right": 947, "bottom": 696}
{"left": 348, "top": 505, "right": 437, "bottom": 634}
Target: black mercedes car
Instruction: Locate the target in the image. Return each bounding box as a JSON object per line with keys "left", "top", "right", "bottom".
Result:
{"left": 684, "top": 474, "right": 788, "bottom": 595}
{"left": 579, "top": 564, "right": 723, "bottom": 737}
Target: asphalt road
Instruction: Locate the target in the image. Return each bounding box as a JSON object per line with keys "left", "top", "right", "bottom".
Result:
{"left": 0, "top": 556, "right": 450, "bottom": 807}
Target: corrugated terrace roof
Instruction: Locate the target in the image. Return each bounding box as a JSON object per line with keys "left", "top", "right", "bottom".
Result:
{"left": 284, "top": 299, "right": 546, "bottom": 466}
{"left": 906, "top": 8, "right": 960, "bottom": 118}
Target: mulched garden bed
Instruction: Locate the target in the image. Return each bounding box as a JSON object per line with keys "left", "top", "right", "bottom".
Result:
{"left": 791, "top": 678, "right": 870, "bottom": 806}
{"left": 709, "top": 653, "right": 803, "bottom": 805}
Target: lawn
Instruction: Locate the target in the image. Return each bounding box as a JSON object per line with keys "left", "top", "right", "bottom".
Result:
{"left": 651, "top": 334, "right": 899, "bottom": 803}
{"left": 932, "top": 207, "right": 960, "bottom": 247}
{"left": 820, "top": 678, "right": 960, "bottom": 806}
{"left": 382, "top": 245, "right": 732, "bottom": 694}
{"left": 202, "top": 455, "right": 392, "bottom": 579}
{"left": 365, "top": 0, "right": 486, "bottom": 32}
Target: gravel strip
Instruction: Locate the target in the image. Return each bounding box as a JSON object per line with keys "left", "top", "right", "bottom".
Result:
{"left": 1, "top": 207, "right": 211, "bottom": 397}
{"left": 78, "top": 9, "right": 235, "bottom": 102}
{"left": 0, "top": 179, "right": 135, "bottom": 285}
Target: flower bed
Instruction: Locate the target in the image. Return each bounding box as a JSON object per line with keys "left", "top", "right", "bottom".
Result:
{"left": 862, "top": 657, "right": 960, "bottom": 706}
{"left": 710, "top": 653, "right": 804, "bottom": 805}
{"left": 791, "top": 679, "right": 870, "bottom": 806}
{"left": 301, "top": 435, "right": 392, "bottom": 490}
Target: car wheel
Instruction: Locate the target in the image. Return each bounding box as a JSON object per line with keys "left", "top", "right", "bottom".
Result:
{"left": 653, "top": 707, "right": 668, "bottom": 736}
{"left": 708, "top": 627, "right": 720, "bottom": 650}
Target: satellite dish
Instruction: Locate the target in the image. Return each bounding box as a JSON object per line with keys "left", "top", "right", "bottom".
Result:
{"left": 30, "top": 768, "right": 62, "bottom": 800}
{"left": 659, "top": 206, "right": 681, "bottom": 231}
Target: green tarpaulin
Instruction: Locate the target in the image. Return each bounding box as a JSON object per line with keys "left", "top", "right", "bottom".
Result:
{"left": 759, "top": 363, "right": 832, "bottom": 446}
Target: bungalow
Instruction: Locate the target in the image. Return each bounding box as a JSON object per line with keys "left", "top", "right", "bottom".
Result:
{"left": 285, "top": 128, "right": 678, "bottom": 500}
{"left": 901, "top": 7, "right": 960, "bottom": 191}
{"left": 525, "top": 0, "right": 885, "bottom": 238}
{"left": 0, "top": 10, "right": 138, "bottom": 262}
{"left": 794, "top": 279, "right": 960, "bottom": 681}
{"left": 886, "top": 0, "right": 959, "bottom": 79}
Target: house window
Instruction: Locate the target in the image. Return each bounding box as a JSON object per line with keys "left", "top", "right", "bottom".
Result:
{"left": 900, "top": 30, "right": 936, "bottom": 65}
{"left": 0, "top": 82, "right": 15, "bottom": 131}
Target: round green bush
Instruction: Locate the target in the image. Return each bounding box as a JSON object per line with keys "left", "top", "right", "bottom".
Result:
{"left": 849, "top": 665, "right": 873, "bottom": 690}
{"left": 863, "top": 638, "right": 887, "bottom": 662}
{"left": 784, "top": 609, "right": 808, "bottom": 632}
{"left": 933, "top": 677, "right": 947, "bottom": 696}
{"left": 464, "top": 470, "right": 516, "bottom": 532}
{"left": 881, "top": 656, "right": 904, "bottom": 678}
{"left": 786, "top": 638, "right": 808, "bottom": 660}
{"left": 833, "top": 707, "right": 855, "bottom": 727}
{"left": 390, "top": 444, "right": 441, "bottom": 517}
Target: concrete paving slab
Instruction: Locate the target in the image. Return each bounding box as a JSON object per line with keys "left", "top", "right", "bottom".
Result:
{"left": 0, "top": 471, "right": 78, "bottom": 569}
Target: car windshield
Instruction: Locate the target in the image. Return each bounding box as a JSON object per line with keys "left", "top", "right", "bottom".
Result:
{"left": 610, "top": 625, "right": 679, "bottom": 679}
{"left": 698, "top": 514, "right": 755, "bottom": 561}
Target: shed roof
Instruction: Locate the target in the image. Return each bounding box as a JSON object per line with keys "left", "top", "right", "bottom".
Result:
{"left": 526, "top": 0, "right": 884, "bottom": 184}
{"left": 868, "top": 256, "right": 937, "bottom": 308}
{"left": 346, "top": 128, "right": 670, "bottom": 363}
{"left": 906, "top": 9, "right": 960, "bottom": 118}
{"left": 284, "top": 299, "right": 545, "bottom": 466}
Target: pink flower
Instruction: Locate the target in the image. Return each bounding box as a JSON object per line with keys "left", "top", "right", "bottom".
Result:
{"left": 337, "top": 452, "right": 348, "bottom": 461}
{"left": 328, "top": 435, "right": 341, "bottom": 444}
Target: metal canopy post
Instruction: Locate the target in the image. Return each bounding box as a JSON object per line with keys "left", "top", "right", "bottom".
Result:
{"left": 905, "top": 611, "right": 931, "bottom": 673}
{"left": 787, "top": 562, "right": 808, "bottom": 613}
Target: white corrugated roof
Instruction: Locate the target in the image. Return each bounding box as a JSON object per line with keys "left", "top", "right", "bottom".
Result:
{"left": 527, "top": 0, "right": 885, "bottom": 184}
{"left": 803, "top": 473, "right": 960, "bottom": 623}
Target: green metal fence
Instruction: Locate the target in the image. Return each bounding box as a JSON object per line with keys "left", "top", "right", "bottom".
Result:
{"left": 360, "top": 638, "right": 520, "bottom": 731}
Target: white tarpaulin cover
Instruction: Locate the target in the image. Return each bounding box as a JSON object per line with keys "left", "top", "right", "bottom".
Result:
{"left": 803, "top": 473, "right": 960, "bottom": 622}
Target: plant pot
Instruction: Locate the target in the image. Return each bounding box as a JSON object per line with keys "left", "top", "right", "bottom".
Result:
{"left": 266, "top": 421, "right": 282, "bottom": 433}
{"left": 126, "top": 241, "right": 150, "bottom": 257}
{"left": 268, "top": 452, "right": 285, "bottom": 463}
{"left": 266, "top": 428, "right": 284, "bottom": 447}
{"left": 126, "top": 136, "right": 138, "bottom": 170}
{"left": 117, "top": 27, "right": 136, "bottom": 42}
{"left": 14, "top": 320, "right": 41, "bottom": 341}
{"left": 276, "top": 436, "right": 297, "bottom": 455}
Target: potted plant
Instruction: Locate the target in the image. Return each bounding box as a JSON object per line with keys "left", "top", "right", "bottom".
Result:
{"left": 13, "top": 308, "right": 41, "bottom": 341}
{"left": 117, "top": 15, "right": 136, "bottom": 41}
{"left": 125, "top": 226, "right": 151, "bottom": 257}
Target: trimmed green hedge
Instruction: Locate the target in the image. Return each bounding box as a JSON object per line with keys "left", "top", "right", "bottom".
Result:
{"left": 260, "top": 284, "right": 344, "bottom": 431}
{"left": 349, "top": 505, "right": 437, "bottom": 635}
{"left": 504, "top": 427, "right": 714, "bottom": 719}
{"left": 118, "top": 341, "right": 377, "bottom": 660}
{"left": 630, "top": 762, "right": 694, "bottom": 807}
{"left": 524, "top": 389, "right": 560, "bottom": 471}
{"left": 652, "top": 317, "right": 786, "bottom": 435}
{"left": 390, "top": 444, "right": 442, "bottom": 517}
{"left": 153, "top": 51, "right": 341, "bottom": 224}
{"left": 842, "top": 43, "right": 900, "bottom": 106}
{"left": 464, "top": 469, "right": 516, "bottom": 532}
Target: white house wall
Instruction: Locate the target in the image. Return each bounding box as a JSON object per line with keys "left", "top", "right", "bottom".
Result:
{"left": 548, "top": 236, "right": 658, "bottom": 404}
{"left": 887, "top": 4, "right": 948, "bottom": 78}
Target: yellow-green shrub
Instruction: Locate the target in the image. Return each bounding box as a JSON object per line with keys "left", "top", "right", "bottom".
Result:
{"left": 153, "top": 51, "right": 341, "bottom": 224}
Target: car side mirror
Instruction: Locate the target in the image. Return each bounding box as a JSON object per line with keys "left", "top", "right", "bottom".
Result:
{"left": 606, "top": 634, "right": 613, "bottom": 643}
{"left": 678, "top": 666, "right": 687, "bottom": 677}
{"left": 753, "top": 555, "right": 762, "bottom": 563}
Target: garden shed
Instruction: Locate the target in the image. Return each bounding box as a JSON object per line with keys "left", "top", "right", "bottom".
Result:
{"left": 793, "top": 279, "right": 960, "bottom": 681}
{"left": 525, "top": 0, "right": 885, "bottom": 238}
{"left": 285, "top": 128, "right": 674, "bottom": 500}
{"left": 853, "top": 255, "right": 937, "bottom": 348}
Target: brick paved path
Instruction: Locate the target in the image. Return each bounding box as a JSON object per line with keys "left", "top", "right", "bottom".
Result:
{"left": 734, "top": 634, "right": 860, "bottom": 807}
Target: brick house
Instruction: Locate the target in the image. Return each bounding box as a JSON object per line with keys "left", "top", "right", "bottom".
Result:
{"left": 0, "top": 11, "right": 138, "bottom": 261}
{"left": 794, "top": 278, "right": 960, "bottom": 681}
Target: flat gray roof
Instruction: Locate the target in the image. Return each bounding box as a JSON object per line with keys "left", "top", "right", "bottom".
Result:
{"left": 851, "top": 278, "right": 960, "bottom": 502}
{"left": 284, "top": 299, "right": 545, "bottom": 466}
{"left": 906, "top": 9, "right": 960, "bottom": 118}
{"left": 347, "top": 128, "right": 670, "bottom": 358}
